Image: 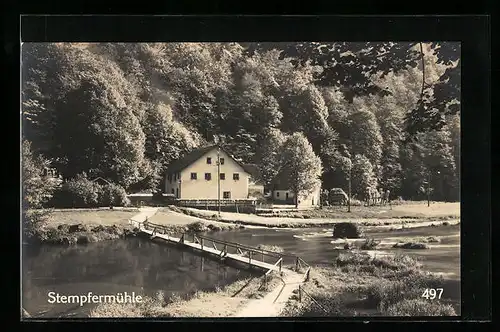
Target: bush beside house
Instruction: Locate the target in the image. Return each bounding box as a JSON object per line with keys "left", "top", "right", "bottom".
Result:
{"left": 50, "top": 174, "right": 130, "bottom": 208}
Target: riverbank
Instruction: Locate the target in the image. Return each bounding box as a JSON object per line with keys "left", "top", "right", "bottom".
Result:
{"left": 257, "top": 202, "right": 460, "bottom": 220}
{"left": 89, "top": 271, "right": 282, "bottom": 317}
{"left": 168, "top": 205, "right": 460, "bottom": 229}
{"left": 280, "top": 252, "right": 460, "bottom": 317}
{"left": 25, "top": 208, "right": 248, "bottom": 246}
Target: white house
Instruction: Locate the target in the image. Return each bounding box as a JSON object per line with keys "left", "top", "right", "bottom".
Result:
{"left": 164, "top": 145, "right": 253, "bottom": 200}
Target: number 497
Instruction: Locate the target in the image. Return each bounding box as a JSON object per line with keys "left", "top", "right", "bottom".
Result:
{"left": 422, "top": 288, "right": 443, "bottom": 300}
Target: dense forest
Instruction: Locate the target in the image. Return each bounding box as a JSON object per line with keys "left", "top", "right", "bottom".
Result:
{"left": 22, "top": 42, "right": 460, "bottom": 207}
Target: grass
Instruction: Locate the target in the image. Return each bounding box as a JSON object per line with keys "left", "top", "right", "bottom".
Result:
{"left": 24, "top": 209, "right": 140, "bottom": 245}
{"left": 46, "top": 209, "right": 139, "bottom": 226}
{"left": 260, "top": 203, "right": 460, "bottom": 220}
{"left": 281, "top": 252, "right": 458, "bottom": 317}
{"left": 89, "top": 272, "right": 282, "bottom": 318}
{"left": 167, "top": 203, "right": 459, "bottom": 230}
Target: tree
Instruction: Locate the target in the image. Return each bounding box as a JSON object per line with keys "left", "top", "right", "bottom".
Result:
{"left": 255, "top": 128, "right": 287, "bottom": 187}
{"left": 22, "top": 140, "right": 58, "bottom": 209}
{"left": 243, "top": 42, "right": 460, "bottom": 135}
{"left": 421, "top": 130, "right": 458, "bottom": 201}
{"left": 142, "top": 102, "right": 201, "bottom": 190}
{"left": 280, "top": 133, "right": 322, "bottom": 207}
{"left": 347, "top": 108, "right": 383, "bottom": 167}
{"left": 351, "top": 154, "right": 378, "bottom": 198}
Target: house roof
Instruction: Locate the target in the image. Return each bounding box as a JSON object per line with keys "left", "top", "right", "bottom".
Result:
{"left": 242, "top": 163, "right": 265, "bottom": 185}
{"left": 166, "top": 145, "right": 251, "bottom": 175}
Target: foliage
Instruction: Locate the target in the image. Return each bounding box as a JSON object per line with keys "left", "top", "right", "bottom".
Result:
{"left": 22, "top": 140, "right": 58, "bottom": 209}
{"left": 23, "top": 209, "right": 51, "bottom": 242}
{"left": 332, "top": 222, "right": 363, "bottom": 238}
{"left": 99, "top": 183, "right": 131, "bottom": 207}
{"left": 22, "top": 42, "right": 460, "bottom": 202}
{"left": 385, "top": 299, "right": 456, "bottom": 316}
{"left": 351, "top": 154, "right": 378, "bottom": 198}
{"left": 279, "top": 133, "right": 322, "bottom": 207}
{"left": 51, "top": 174, "right": 101, "bottom": 208}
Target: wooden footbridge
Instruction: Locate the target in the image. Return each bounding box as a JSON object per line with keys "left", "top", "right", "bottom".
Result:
{"left": 131, "top": 220, "right": 311, "bottom": 278}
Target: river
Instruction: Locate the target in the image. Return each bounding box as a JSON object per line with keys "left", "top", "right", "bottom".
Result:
{"left": 22, "top": 224, "right": 460, "bottom": 318}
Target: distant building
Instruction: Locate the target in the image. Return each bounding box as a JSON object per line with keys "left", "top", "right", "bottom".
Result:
{"left": 164, "top": 145, "right": 252, "bottom": 200}
{"left": 269, "top": 169, "right": 321, "bottom": 208}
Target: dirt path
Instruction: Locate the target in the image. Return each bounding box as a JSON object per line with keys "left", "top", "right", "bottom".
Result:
{"left": 233, "top": 270, "right": 304, "bottom": 317}
{"left": 129, "top": 207, "right": 159, "bottom": 225}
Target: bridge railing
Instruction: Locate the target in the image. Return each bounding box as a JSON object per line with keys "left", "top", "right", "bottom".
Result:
{"left": 140, "top": 219, "right": 312, "bottom": 281}
{"left": 297, "top": 284, "right": 329, "bottom": 314}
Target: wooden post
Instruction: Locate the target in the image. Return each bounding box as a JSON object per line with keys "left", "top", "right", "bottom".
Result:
{"left": 249, "top": 251, "right": 252, "bottom": 264}
{"left": 180, "top": 234, "right": 184, "bottom": 244}
{"left": 201, "top": 238, "right": 204, "bottom": 250}
{"left": 295, "top": 257, "right": 300, "bottom": 272}
{"left": 224, "top": 244, "right": 227, "bottom": 256}
{"left": 279, "top": 258, "right": 282, "bottom": 272}
{"left": 193, "top": 234, "right": 196, "bottom": 243}
{"left": 261, "top": 250, "right": 264, "bottom": 262}
{"left": 299, "top": 285, "right": 302, "bottom": 302}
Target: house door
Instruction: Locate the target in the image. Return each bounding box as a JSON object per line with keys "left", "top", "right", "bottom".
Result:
{"left": 285, "top": 192, "right": 289, "bottom": 200}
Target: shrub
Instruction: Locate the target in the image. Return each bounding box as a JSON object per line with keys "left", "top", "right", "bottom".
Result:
{"left": 359, "top": 238, "right": 380, "bottom": 250}
{"left": 51, "top": 174, "right": 101, "bottom": 208}
{"left": 23, "top": 209, "right": 51, "bottom": 241}
{"left": 187, "top": 221, "right": 208, "bottom": 233}
{"left": 385, "top": 299, "right": 456, "bottom": 316}
{"left": 333, "top": 222, "right": 363, "bottom": 238}
{"left": 393, "top": 242, "right": 429, "bottom": 249}
{"left": 99, "top": 183, "right": 130, "bottom": 207}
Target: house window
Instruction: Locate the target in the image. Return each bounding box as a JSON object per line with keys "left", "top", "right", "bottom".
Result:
{"left": 205, "top": 173, "right": 212, "bottom": 181}
{"left": 171, "top": 188, "right": 175, "bottom": 194}
{"left": 220, "top": 173, "right": 225, "bottom": 180}
{"left": 223, "top": 191, "right": 231, "bottom": 199}
{"left": 220, "top": 158, "right": 225, "bottom": 165}
{"left": 206, "top": 157, "right": 212, "bottom": 164}
{"left": 191, "top": 172, "right": 197, "bottom": 180}
{"left": 276, "top": 192, "right": 280, "bottom": 197}
{"left": 233, "top": 173, "right": 239, "bottom": 181}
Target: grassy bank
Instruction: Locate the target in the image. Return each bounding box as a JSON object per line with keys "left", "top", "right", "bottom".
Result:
{"left": 168, "top": 205, "right": 459, "bottom": 229}
{"left": 25, "top": 208, "right": 247, "bottom": 245}
{"left": 257, "top": 202, "right": 460, "bottom": 220}
{"left": 148, "top": 210, "right": 245, "bottom": 232}
{"left": 24, "top": 209, "right": 141, "bottom": 245}
{"left": 281, "top": 252, "right": 459, "bottom": 317}
{"left": 89, "top": 272, "right": 282, "bottom": 318}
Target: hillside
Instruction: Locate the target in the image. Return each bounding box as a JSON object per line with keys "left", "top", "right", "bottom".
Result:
{"left": 21, "top": 42, "right": 460, "bottom": 201}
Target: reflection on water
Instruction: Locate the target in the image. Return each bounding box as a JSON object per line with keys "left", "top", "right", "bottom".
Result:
{"left": 22, "top": 238, "right": 253, "bottom": 318}
{"left": 22, "top": 224, "right": 460, "bottom": 318}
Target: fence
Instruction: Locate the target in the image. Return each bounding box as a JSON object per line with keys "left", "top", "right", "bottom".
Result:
{"left": 175, "top": 199, "right": 257, "bottom": 214}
